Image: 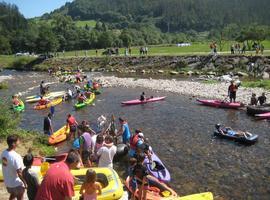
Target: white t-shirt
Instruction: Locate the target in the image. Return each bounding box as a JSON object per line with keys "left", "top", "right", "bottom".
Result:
{"left": 1, "top": 149, "right": 24, "bottom": 188}
{"left": 97, "top": 145, "right": 117, "bottom": 168}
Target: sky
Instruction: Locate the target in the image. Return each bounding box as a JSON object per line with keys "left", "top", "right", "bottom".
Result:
{"left": 4, "top": 0, "right": 73, "bottom": 18}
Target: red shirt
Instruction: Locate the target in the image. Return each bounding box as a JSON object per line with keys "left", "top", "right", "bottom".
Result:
{"left": 67, "top": 116, "right": 76, "bottom": 126}
{"left": 35, "top": 162, "right": 74, "bottom": 200}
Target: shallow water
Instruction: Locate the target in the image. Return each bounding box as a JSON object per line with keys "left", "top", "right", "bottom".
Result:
{"left": 1, "top": 70, "right": 270, "bottom": 199}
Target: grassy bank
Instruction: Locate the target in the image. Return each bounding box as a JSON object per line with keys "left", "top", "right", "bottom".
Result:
{"left": 0, "top": 82, "right": 8, "bottom": 89}
{"left": 242, "top": 80, "right": 270, "bottom": 90}
{"left": 0, "top": 100, "right": 55, "bottom": 156}
{"left": 0, "top": 55, "right": 35, "bottom": 69}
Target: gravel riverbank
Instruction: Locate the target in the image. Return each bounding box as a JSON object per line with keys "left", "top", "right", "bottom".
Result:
{"left": 95, "top": 75, "right": 268, "bottom": 105}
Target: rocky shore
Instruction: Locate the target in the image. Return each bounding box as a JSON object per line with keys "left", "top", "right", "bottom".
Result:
{"left": 94, "top": 75, "right": 268, "bottom": 105}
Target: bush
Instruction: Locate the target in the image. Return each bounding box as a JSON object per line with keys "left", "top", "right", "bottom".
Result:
{"left": 0, "top": 82, "right": 8, "bottom": 89}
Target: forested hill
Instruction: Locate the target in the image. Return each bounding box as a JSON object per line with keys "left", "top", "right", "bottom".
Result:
{"left": 47, "top": 0, "right": 270, "bottom": 32}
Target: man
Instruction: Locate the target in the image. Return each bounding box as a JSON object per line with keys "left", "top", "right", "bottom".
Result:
{"left": 97, "top": 135, "right": 117, "bottom": 168}
{"left": 258, "top": 92, "right": 267, "bottom": 105}
{"left": 117, "top": 117, "right": 131, "bottom": 144}
{"left": 66, "top": 114, "right": 78, "bottom": 140}
{"left": 35, "top": 150, "right": 80, "bottom": 200}
{"left": 40, "top": 81, "right": 46, "bottom": 96}
{"left": 129, "top": 130, "right": 144, "bottom": 157}
{"left": 43, "top": 113, "right": 53, "bottom": 135}
{"left": 1, "top": 135, "right": 27, "bottom": 200}
{"left": 228, "top": 80, "right": 238, "bottom": 103}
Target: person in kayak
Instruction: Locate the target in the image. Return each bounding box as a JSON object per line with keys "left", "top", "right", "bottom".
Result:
{"left": 86, "top": 80, "right": 92, "bottom": 90}
{"left": 40, "top": 81, "right": 46, "bottom": 95}
{"left": 93, "top": 82, "right": 99, "bottom": 90}
{"left": 66, "top": 114, "right": 78, "bottom": 140}
{"left": 140, "top": 92, "right": 146, "bottom": 101}
{"left": 38, "top": 96, "right": 50, "bottom": 106}
{"left": 12, "top": 95, "right": 20, "bottom": 106}
{"left": 43, "top": 113, "right": 53, "bottom": 135}
{"left": 216, "top": 124, "right": 251, "bottom": 138}
{"left": 228, "top": 80, "right": 238, "bottom": 103}
{"left": 129, "top": 130, "right": 145, "bottom": 157}
{"left": 85, "top": 91, "right": 92, "bottom": 99}
{"left": 77, "top": 93, "right": 86, "bottom": 104}
{"left": 258, "top": 92, "right": 267, "bottom": 105}
{"left": 117, "top": 118, "right": 131, "bottom": 144}
{"left": 79, "top": 132, "right": 94, "bottom": 167}
{"left": 250, "top": 93, "right": 258, "bottom": 106}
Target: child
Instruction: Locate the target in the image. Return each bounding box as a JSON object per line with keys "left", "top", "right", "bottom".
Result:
{"left": 128, "top": 158, "right": 137, "bottom": 200}
{"left": 97, "top": 135, "right": 117, "bottom": 168}
{"left": 80, "top": 169, "right": 102, "bottom": 200}
{"left": 250, "top": 93, "right": 258, "bottom": 106}
{"left": 22, "top": 153, "right": 40, "bottom": 200}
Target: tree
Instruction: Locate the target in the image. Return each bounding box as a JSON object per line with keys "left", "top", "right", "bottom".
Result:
{"left": 0, "top": 35, "right": 11, "bottom": 54}
{"left": 120, "top": 30, "right": 132, "bottom": 47}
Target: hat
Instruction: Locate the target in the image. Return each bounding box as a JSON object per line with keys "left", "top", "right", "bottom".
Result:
{"left": 138, "top": 132, "right": 144, "bottom": 138}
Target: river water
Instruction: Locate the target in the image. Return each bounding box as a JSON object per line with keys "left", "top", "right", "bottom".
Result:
{"left": 0, "top": 70, "right": 270, "bottom": 200}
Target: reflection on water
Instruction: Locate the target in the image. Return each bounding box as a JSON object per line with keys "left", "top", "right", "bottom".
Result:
{"left": 1, "top": 70, "right": 270, "bottom": 200}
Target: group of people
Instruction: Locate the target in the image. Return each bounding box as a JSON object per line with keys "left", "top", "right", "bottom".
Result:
{"left": 209, "top": 42, "right": 218, "bottom": 55}
{"left": 250, "top": 92, "right": 267, "bottom": 106}
{"left": 139, "top": 47, "right": 149, "bottom": 56}
{"left": 230, "top": 43, "right": 246, "bottom": 54}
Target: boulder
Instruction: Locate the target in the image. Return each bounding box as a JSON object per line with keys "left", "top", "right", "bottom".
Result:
{"left": 236, "top": 72, "right": 249, "bottom": 77}
{"left": 207, "top": 71, "right": 216, "bottom": 76}
{"left": 262, "top": 72, "right": 269, "bottom": 79}
{"left": 187, "top": 71, "right": 193, "bottom": 76}
{"left": 158, "top": 70, "right": 164, "bottom": 73}
{"left": 204, "top": 63, "right": 215, "bottom": 70}
{"left": 170, "top": 71, "right": 179, "bottom": 75}
{"left": 223, "top": 64, "right": 234, "bottom": 70}
{"left": 141, "top": 70, "right": 146, "bottom": 74}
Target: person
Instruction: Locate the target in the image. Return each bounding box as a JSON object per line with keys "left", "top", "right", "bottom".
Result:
{"left": 79, "top": 132, "right": 94, "bottom": 167}
{"left": 250, "top": 93, "right": 258, "bottom": 106}
{"left": 129, "top": 130, "right": 144, "bottom": 157}
{"left": 43, "top": 113, "right": 53, "bottom": 135}
{"left": 228, "top": 80, "right": 238, "bottom": 103}
{"left": 79, "top": 169, "right": 102, "bottom": 200}
{"left": 97, "top": 135, "right": 117, "bottom": 168}
{"left": 95, "top": 49, "right": 98, "bottom": 57}
{"left": 129, "top": 47, "right": 132, "bottom": 56}
{"left": 78, "top": 93, "right": 86, "bottom": 103}
{"left": 85, "top": 91, "right": 92, "bottom": 99}
{"left": 40, "top": 81, "right": 46, "bottom": 95}
{"left": 128, "top": 158, "right": 137, "bottom": 200}
{"left": 38, "top": 96, "right": 49, "bottom": 106}
{"left": 140, "top": 92, "right": 146, "bottom": 101}
{"left": 258, "top": 92, "right": 267, "bottom": 105}
{"left": 66, "top": 114, "right": 78, "bottom": 140}
{"left": 93, "top": 135, "right": 104, "bottom": 162}
{"left": 215, "top": 124, "right": 251, "bottom": 138}
{"left": 260, "top": 44, "right": 264, "bottom": 55}
{"left": 12, "top": 95, "right": 20, "bottom": 106}
{"left": 93, "top": 82, "right": 99, "bottom": 90}
{"left": 86, "top": 80, "right": 93, "bottom": 90}
{"left": 76, "top": 71, "right": 81, "bottom": 83}
{"left": 35, "top": 150, "right": 80, "bottom": 200}
{"left": 117, "top": 118, "right": 131, "bottom": 144}
{"left": 1, "top": 135, "right": 27, "bottom": 200}
{"left": 230, "top": 45, "right": 234, "bottom": 54}
{"left": 22, "top": 153, "right": 39, "bottom": 200}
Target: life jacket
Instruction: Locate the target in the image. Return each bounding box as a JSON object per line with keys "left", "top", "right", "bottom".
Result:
{"left": 130, "top": 134, "right": 140, "bottom": 150}
{"left": 13, "top": 99, "right": 20, "bottom": 106}
{"left": 67, "top": 116, "right": 76, "bottom": 126}
{"left": 39, "top": 99, "right": 48, "bottom": 105}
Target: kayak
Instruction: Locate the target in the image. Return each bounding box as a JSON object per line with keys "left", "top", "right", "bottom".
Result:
{"left": 144, "top": 151, "right": 171, "bottom": 183}
{"left": 197, "top": 99, "right": 244, "bottom": 109}
{"left": 72, "top": 167, "right": 124, "bottom": 200}
{"left": 74, "top": 93, "right": 95, "bottom": 109}
{"left": 33, "top": 154, "right": 68, "bottom": 166}
{"left": 247, "top": 104, "right": 270, "bottom": 116}
{"left": 122, "top": 96, "right": 166, "bottom": 105}
{"left": 178, "top": 192, "right": 213, "bottom": 200}
{"left": 255, "top": 112, "right": 270, "bottom": 119}
{"left": 125, "top": 176, "right": 178, "bottom": 200}
{"left": 48, "top": 125, "right": 70, "bottom": 145}
{"left": 34, "top": 97, "right": 63, "bottom": 110}
{"left": 26, "top": 91, "right": 65, "bottom": 99}
{"left": 214, "top": 125, "right": 258, "bottom": 144}
{"left": 26, "top": 91, "right": 65, "bottom": 103}
{"left": 13, "top": 99, "right": 25, "bottom": 112}
{"left": 92, "top": 88, "right": 102, "bottom": 95}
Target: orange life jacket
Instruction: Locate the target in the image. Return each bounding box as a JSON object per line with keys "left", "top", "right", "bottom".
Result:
{"left": 130, "top": 134, "right": 140, "bottom": 150}
{"left": 68, "top": 116, "right": 76, "bottom": 126}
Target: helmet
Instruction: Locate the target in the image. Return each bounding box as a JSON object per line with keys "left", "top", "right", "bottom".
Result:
{"left": 215, "top": 124, "right": 221, "bottom": 129}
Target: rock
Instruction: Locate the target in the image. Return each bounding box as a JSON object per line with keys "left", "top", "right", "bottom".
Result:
{"left": 170, "top": 71, "right": 179, "bottom": 75}
{"left": 262, "top": 72, "right": 269, "bottom": 79}
{"left": 187, "top": 71, "right": 193, "bottom": 76}
{"left": 188, "top": 62, "right": 201, "bottom": 69}
{"left": 129, "top": 70, "right": 136, "bottom": 73}
{"left": 236, "top": 72, "right": 249, "bottom": 77}
{"left": 178, "top": 71, "right": 186, "bottom": 74}
{"left": 207, "top": 71, "right": 216, "bottom": 76}
{"left": 158, "top": 70, "right": 164, "bottom": 73}
{"left": 223, "top": 64, "right": 234, "bottom": 70}
{"left": 141, "top": 70, "right": 146, "bottom": 74}
{"left": 204, "top": 63, "right": 215, "bottom": 70}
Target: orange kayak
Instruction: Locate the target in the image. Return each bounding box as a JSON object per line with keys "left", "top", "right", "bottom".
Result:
{"left": 34, "top": 98, "right": 62, "bottom": 110}
{"left": 48, "top": 125, "right": 70, "bottom": 145}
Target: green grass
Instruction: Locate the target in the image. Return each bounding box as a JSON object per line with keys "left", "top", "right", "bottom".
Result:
{"left": 0, "top": 82, "right": 8, "bottom": 89}
{"left": 202, "top": 80, "right": 219, "bottom": 84}
{"left": 75, "top": 20, "right": 96, "bottom": 28}
{"left": 0, "top": 55, "right": 35, "bottom": 69}
{"left": 242, "top": 80, "right": 270, "bottom": 90}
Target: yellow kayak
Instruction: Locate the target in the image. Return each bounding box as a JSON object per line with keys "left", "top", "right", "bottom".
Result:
{"left": 26, "top": 91, "right": 65, "bottom": 103}
{"left": 72, "top": 167, "right": 124, "bottom": 200}
{"left": 179, "top": 192, "right": 213, "bottom": 200}
{"left": 34, "top": 97, "right": 62, "bottom": 110}
{"left": 48, "top": 125, "right": 70, "bottom": 145}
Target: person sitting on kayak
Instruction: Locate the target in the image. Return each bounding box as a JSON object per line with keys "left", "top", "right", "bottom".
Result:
{"left": 86, "top": 80, "right": 92, "bottom": 90}
{"left": 117, "top": 117, "right": 131, "bottom": 144}
{"left": 12, "top": 95, "right": 20, "bottom": 106}
{"left": 228, "top": 80, "right": 239, "bottom": 103}
{"left": 129, "top": 130, "right": 145, "bottom": 157}
{"left": 77, "top": 93, "right": 86, "bottom": 103}
{"left": 216, "top": 124, "right": 251, "bottom": 138}
{"left": 140, "top": 92, "right": 146, "bottom": 101}
{"left": 93, "top": 82, "right": 99, "bottom": 90}
{"left": 250, "top": 93, "right": 258, "bottom": 106}
{"left": 75, "top": 71, "right": 81, "bottom": 83}
{"left": 258, "top": 92, "right": 267, "bottom": 105}
{"left": 85, "top": 91, "right": 92, "bottom": 99}
{"left": 38, "top": 96, "right": 50, "bottom": 105}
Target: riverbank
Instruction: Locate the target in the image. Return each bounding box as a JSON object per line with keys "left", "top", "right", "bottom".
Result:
{"left": 95, "top": 75, "right": 269, "bottom": 105}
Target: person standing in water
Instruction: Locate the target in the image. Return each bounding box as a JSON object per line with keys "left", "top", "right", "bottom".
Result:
{"left": 228, "top": 80, "right": 238, "bottom": 103}
{"left": 43, "top": 113, "right": 53, "bottom": 136}
{"left": 117, "top": 118, "right": 131, "bottom": 144}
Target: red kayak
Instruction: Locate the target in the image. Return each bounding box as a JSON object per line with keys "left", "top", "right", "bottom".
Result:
{"left": 121, "top": 96, "right": 166, "bottom": 105}
{"left": 255, "top": 112, "right": 270, "bottom": 119}
{"left": 197, "top": 99, "right": 244, "bottom": 109}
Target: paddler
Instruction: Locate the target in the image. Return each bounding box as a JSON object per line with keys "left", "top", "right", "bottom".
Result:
{"left": 258, "top": 92, "right": 267, "bottom": 105}
{"left": 228, "top": 80, "right": 239, "bottom": 103}
{"left": 40, "top": 81, "right": 46, "bottom": 95}
{"left": 93, "top": 82, "right": 99, "bottom": 90}
{"left": 77, "top": 93, "right": 86, "bottom": 104}
{"left": 117, "top": 117, "right": 131, "bottom": 144}
{"left": 43, "top": 113, "right": 53, "bottom": 135}
{"left": 38, "top": 96, "right": 50, "bottom": 106}
{"left": 140, "top": 92, "right": 145, "bottom": 101}
{"left": 129, "top": 129, "right": 144, "bottom": 157}
{"left": 66, "top": 114, "right": 78, "bottom": 140}
{"left": 85, "top": 91, "right": 92, "bottom": 99}
{"left": 75, "top": 70, "right": 81, "bottom": 83}
{"left": 86, "top": 80, "right": 92, "bottom": 90}
{"left": 12, "top": 94, "right": 20, "bottom": 106}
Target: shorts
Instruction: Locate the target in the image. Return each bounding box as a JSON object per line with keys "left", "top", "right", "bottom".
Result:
{"left": 82, "top": 150, "right": 91, "bottom": 163}
{"left": 7, "top": 185, "right": 25, "bottom": 196}
{"left": 70, "top": 125, "right": 77, "bottom": 133}
{"left": 44, "top": 130, "right": 51, "bottom": 136}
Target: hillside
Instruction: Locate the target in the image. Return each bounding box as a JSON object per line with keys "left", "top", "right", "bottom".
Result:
{"left": 47, "top": 0, "right": 270, "bottom": 32}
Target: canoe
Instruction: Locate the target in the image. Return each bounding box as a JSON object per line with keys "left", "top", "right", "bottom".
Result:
{"left": 214, "top": 127, "right": 258, "bottom": 144}
{"left": 13, "top": 99, "right": 25, "bottom": 112}
{"left": 125, "top": 176, "right": 178, "bottom": 200}
{"left": 34, "top": 97, "right": 62, "bottom": 110}
{"left": 72, "top": 167, "right": 124, "bottom": 200}
{"left": 26, "top": 91, "right": 65, "bottom": 103}
{"left": 197, "top": 99, "right": 243, "bottom": 109}
{"left": 178, "top": 192, "right": 213, "bottom": 200}
{"left": 122, "top": 96, "right": 166, "bottom": 105}
{"left": 48, "top": 125, "right": 70, "bottom": 145}
{"left": 255, "top": 112, "right": 270, "bottom": 119}
{"left": 74, "top": 93, "right": 95, "bottom": 109}
{"left": 144, "top": 151, "right": 171, "bottom": 183}
{"left": 247, "top": 104, "right": 270, "bottom": 116}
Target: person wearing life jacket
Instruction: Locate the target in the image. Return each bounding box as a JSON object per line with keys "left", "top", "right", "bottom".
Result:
{"left": 93, "top": 82, "right": 99, "bottom": 90}
{"left": 77, "top": 93, "right": 86, "bottom": 104}
{"left": 66, "top": 114, "right": 78, "bottom": 140}
{"left": 129, "top": 130, "right": 144, "bottom": 157}
{"left": 85, "top": 91, "right": 92, "bottom": 99}
{"left": 75, "top": 71, "right": 81, "bottom": 83}
{"left": 228, "top": 80, "right": 239, "bottom": 103}
{"left": 12, "top": 95, "right": 20, "bottom": 106}
{"left": 86, "top": 80, "right": 92, "bottom": 90}
{"left": 38, "top": 96, "right": 49, "bottom": 106}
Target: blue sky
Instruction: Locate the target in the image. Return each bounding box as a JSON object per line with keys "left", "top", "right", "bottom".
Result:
{"left": 4, "top": 0, "right": 73, "bottom": 18}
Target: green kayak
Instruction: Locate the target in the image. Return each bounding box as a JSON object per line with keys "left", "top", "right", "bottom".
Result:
{"left": 13, "top": 100, "right": 25, "bottom": 112}
{"left": 74, "top": 93, "right": 95, "bottom": 109}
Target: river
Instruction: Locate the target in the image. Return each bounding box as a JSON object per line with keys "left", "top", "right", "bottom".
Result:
{"left": 0, "top": 70, "right": 270, "bottom": 200}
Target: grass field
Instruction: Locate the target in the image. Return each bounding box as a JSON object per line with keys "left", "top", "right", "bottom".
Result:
{"left": 75, "top": 20, "right": 96, "bottom": 28}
